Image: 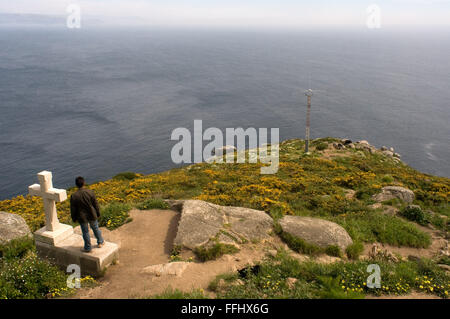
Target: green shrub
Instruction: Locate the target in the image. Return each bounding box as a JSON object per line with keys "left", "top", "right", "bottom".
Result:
{"left": 0, "top": 252, "right": 69, "bottom": 299}
{"left": 194, "top": 243, "right": 239, "bottom": 262}
{"left": 98, "top": 202, "right": 132, "bottom": 230}
{"left": 428, "top": 213, "right": 446, "bottom": 230}
{"left": 136, "top": 198, "right": 169, "bottom": 210}
{"left": 113, "top": 172, "right": 140, "bottom": 181}
{"left": 400, "top": 206, "right": 428, "bottom": 226}
{"left": 325, "top": 245, "right": 343, "bottom": 258}
{"left": 381, "top": 175, "right": 394, "bottom": 183}
{"left": 0, "top": 236, "right": 35, "bottom": 261}
{"left": 345, "top": 242, "right": 364, "bottom": 260}
{"left": 315, "top": 142, "right": 328, "bottom": 151}
{"left": 436, "top": 256, "right": 450, "bottom": 266}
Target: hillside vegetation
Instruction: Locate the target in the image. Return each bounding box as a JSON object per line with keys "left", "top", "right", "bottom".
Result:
{"left": 1, "top": 137, "right": 449, "bottom": 299}
{"left": 1, "top": 138, "right": 448, "bottom": 246}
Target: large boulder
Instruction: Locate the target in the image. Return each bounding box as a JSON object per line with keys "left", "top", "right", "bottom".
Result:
{"left": 0, "top": 212, "right": 31, "bottom": 244}
{"left": 279, "top": 216, "right": 353, "bottom": 251}
{"left": 172, "top": 200, "right": 273, "bottom": 250}
{"left": 354, "top": 141, "right": 377, "bottom": 154}
{"left": 372, "top": 186, "right": 415, "bottom": 204}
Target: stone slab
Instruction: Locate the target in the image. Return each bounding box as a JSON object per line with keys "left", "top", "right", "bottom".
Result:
{"left": 34, "top": 223, "right": 74, "bottom": 246}
{"left": 141, "top": 262, "right": 190, "bottom": 277}
{"left": 35, "top": 233, "right": 119, "bottom": 276}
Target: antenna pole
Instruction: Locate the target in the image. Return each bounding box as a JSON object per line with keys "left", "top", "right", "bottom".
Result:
{"left": 304, "top": 90, "right": 313, "bottom": 154}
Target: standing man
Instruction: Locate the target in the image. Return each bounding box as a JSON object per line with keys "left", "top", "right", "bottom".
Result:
{"left": 70, "top": 176, "right": 104, "bottom": 252}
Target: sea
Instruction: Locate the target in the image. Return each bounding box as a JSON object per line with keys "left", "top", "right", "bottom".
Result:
{"left": 0, "top": 26, "right": 449, "bottom": 200}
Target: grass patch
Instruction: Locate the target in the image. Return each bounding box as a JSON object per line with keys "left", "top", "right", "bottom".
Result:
{"left": 194, "top": 243, "right": 239, "bottom": 262}
{"left": 208, "top": 273, "right": 239, "bottom": 292}
{"left": 0, "top": 236, "right": 35, "bottom": 261}
{"left": 333, "top": 212, "right": 431, "bottom": 248}
{"left": 136, "top": 198, "right": 170, "bottom": 210}
{"left": 152, "top": 287, "right": 207, "bottom": 299}
{"left": 437, "top": 256, "right": 450, "bottom": 266}
{"left": 315, "top": 142, "right": 328, "bottom": 151}
{"left": 212, "top": 251, "right": 450, "bottom": 299}
{"left": 317, "top": 275, "right": 364, "bottom": 299}
{"left": 274, "top": 223, "right": 323, "bottom": 255}
{"left": 345, "top": 242, "right": 364, "bottom": 260}
{"left": 324, "top": 245, "right": 343, "bottom": 258}
{"left": 113, "top": 172, "right": 140, "bottom": 181}
{"left": 98, "top": 202, "right": 132, "bottom": 230}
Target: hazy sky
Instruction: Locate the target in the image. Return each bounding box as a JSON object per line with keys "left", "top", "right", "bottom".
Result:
{"left": 1, "top": 0, "right": 450, "bottom": 27}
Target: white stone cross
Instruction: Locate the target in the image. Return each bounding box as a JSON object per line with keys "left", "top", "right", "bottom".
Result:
{"left": 29, "top": 171, "right": 67, "bottom": 232}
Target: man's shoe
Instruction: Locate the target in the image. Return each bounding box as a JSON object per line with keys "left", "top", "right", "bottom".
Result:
{"left": 97, "top": 242, "right": 105, "bottom": 248}
{"left": 81, "top": 248, "right": 92, "bottom": 253}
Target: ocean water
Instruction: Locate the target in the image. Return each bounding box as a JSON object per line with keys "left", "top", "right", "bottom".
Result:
{"left": 0, "top": 26, "right": 449, "bottom": 200}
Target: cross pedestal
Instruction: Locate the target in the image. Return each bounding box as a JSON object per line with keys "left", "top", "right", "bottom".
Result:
{"left": 29, "top": 171, "right": 119, "bottom": 276}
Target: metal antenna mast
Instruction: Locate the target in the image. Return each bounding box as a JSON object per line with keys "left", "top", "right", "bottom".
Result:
{"left": 304, "top": 89, "right": 313, "bottom": 153}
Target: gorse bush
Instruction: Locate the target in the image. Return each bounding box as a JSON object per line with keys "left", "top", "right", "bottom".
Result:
{"left": 400, "top": 206, "right": 428, "bottom": 226}
{"left": 136, "top": 198, "right": 170, "bottom": 210}
{"left": 98, "top": 202, "right": 132, "bottom": 230}
{"left": 113, "top": 172, "right": 141, "bottom": 181}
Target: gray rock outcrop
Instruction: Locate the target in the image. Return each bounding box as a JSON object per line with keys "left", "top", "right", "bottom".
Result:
{"left": 372, "top": 186, "right": 415, "bottom": 204}
{"left": 172, "top": 200, "right": 273, "bottom": 250}
{"left": 0, "top": 211, "right": 31, "bottom": 244}
{"left": 278, "top": 216, "right": 353, "bottom": 251}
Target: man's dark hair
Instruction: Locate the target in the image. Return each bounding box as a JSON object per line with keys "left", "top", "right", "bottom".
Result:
{"left": 75, "top": 176, "right": 85, "bottom": 188}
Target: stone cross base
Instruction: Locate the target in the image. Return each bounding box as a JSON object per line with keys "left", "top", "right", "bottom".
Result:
{"left": 34, "top": 224, "right": 119, "bottom": 276}
{"left": 34, "top": 224, "right": 74, "bottom": 246}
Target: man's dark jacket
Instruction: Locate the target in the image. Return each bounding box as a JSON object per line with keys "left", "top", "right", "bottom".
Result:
{"left": 70, "top": 188, "right": 101, "bottom": 224}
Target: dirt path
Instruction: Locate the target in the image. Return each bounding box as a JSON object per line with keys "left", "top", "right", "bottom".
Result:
{"left": 74, "top": 209, "right": 179, "bottom": 298}
{"left": 74, "top": 209, "right": 269, "bottom": 299}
